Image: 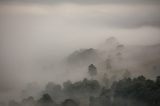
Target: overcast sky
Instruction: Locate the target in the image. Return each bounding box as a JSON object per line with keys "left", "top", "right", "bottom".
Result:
{"left": 0, "top": 1, "right": 160, "bottom": 68}
{"left": 0, "top": 0, "right": 160, "bottom": 50}
{"left": 0, "top": 0, "right": 160, "bottom": 100}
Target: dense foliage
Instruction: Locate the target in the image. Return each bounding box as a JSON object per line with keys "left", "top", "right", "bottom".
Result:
{"left": 90, "top": 76, "right": 160, "bottom": 106}
{"left": 7, "top": 76, "right": 160, "bottom": 106}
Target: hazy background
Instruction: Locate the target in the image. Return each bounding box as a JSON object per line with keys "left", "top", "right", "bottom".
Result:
{"left": 0, "top": 0, "right": 160, "bottom": 102}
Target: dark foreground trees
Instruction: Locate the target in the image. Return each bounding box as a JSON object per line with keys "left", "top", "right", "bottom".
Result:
{"left": 37, "top": 94, "right": 56, "bottom": 106}
{"left": 61, "top": 99, "right": 79, "bottom": 106}
{"left": 90, "top": 76, "right": 160, "bottom": 106}
{"left": 8, "top": 76, "right": 160, "bottom": 106}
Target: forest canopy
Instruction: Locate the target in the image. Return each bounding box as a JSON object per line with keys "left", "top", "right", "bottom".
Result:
{"left": 6, "top": 75, "right": 160, "bottom": 106}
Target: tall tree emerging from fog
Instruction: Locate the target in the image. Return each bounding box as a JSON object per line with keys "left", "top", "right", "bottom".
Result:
{"left": 88, "top": 64, "right": 97, "bottom": 79}
{"left": 105, "top": 57, "right": 112, "bottom": 71}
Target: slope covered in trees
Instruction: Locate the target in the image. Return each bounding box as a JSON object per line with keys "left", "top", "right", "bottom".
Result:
{"left": 4, "top": 37, "right": 160, "bottom": 106}
{"left": 7, "top": 75, "right": 160, "bottom": 106}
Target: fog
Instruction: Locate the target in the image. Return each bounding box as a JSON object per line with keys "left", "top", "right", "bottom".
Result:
{"left": 0, "top": 0, "right": 160, "bottom": 105}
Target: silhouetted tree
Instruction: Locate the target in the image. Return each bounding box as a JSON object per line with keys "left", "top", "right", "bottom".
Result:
{"left": 21, "top": 96, "right": 35, "bottom": 106}
{"left": 38, "top": 93, "right": 56, "bottom": 106}
{"left": 102, "top": 73, "right": 110, "bottom": 88}
{"left": 62, "top": 99, "right": 79, "bottom": 106}
{"left": 88, "top": 64, "right": 97, "bottom": 79}
{"left": 11, "top": 75, "right": 160, "bottom": 106}
{"left": 110, "top": 76, "right": 160, "bottom": 106}
{"left": 44, "top": 82, "right": 62, "bottom": 102}
{"left": 156, "top": 76, "right": 160, "bottom": 86}
{"left": 106, "top": 58, "right": 112, "bottom": 71}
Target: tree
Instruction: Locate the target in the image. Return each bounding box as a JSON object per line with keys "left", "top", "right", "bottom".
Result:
{"left": 38, "top": 93, "right": 56, "bottom": 106}
{"left": 22, "top": 96, "right": 35, "bottom": 106}
{"left": 156, "top": 76, "right": 160, "bottom": 86}
{"left": 62, "top": 99, "right": 79, "bottom": 106}
{"left": 102, "top": 73, "right": 110, "bottom": 88}
{"left": 88, "top": 64, "right": 97, "bottom": 78}
{"left": 44, "top": 82, "right": 62, "bottom": 101}
{"left": 106, "top": 58, "right": 112, "bottom": 71}
{"left": 40, "top": 94, "right": 53, "bottom": 102}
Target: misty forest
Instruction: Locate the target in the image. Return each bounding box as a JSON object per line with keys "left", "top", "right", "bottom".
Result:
{"left": 0, "top": 0, "right": 160, "bottom": 106}
{"left": 1, "top": 36, "right": 160, "bottom": 106}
